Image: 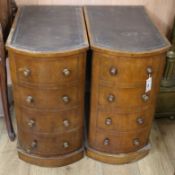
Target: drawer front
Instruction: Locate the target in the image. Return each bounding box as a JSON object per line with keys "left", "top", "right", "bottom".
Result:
{"left": 14, "top": 85, "right": 79, "bottom": 110}
{"left": 90, "top": 128, "right": 149, "bottom": 154}
{"left": 15, "top": 55, "right": 81, "bottom": 87}
{"left": 18, "top": 128, "right": 83, "bottom": 156}
{"left": 97, "top": 108, "right": 154, "bottom": 132}
{"left": 16, "top": 107, "right": 83, "bottom": 134}
{"left": 98, "top": 85, "right": 155, "bottom": 109}
{"left": 99, "top": 54, "right": 161, "bottom": 85}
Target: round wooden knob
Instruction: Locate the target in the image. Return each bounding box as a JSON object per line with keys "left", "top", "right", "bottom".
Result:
{"left": 63, "top": 120, "right": 70, "bottom": 127}
{"left": 109, "top": 67, "right": 117, "bottom": 76}
{"left": 103, "top": 138, "right": 110, "bottom": 145}
{"left": 107, "top": 94, "right": 115, "bottom": 102}
{"left": 27, "top": 120, "right": 35, "bottom": 128}
{"left": 26, "top": 96, "right": 33, "bottom": 104}
{"left": 62, "top": 96, "right": 70, "bottom": 103}
{"left": 142, "top": 94, "right": 149, "bottom": 102}
{"left": 26, "top": 148, "right": 32, "bottom": 154}
{"left": 31, "top": 140, "right": 37, "bottom": 148}
{"left": 63, "top": 142, "right": 69, "bottom": 148}
{"left": 147, "top": 67, "right": 153, "bottom": 74}
{"left": 137, "top": 117, "right": 144, "bottom": 125}
{"left": 63, "top": 68, "right": 71, "bottom": 76}
{"left": 26, "top": 140, "right": 37, "bottom": 154}
{"left": 105, "top": 118, "right": 112, "bottom": 125}
{"left": 133, "top": 138, "right": 140, "bottom": 146}
{"left": 23, "top": 68, "right": 31, "bottom": 77}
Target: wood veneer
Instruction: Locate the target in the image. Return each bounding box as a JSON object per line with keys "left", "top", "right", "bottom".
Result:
{"left": 6, "top": 6, "right": 88, "bottom": 167}
{"left": 84, "top": 6, "right": 170, "bottom": 164}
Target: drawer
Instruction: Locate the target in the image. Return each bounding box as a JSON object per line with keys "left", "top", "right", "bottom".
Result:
{"left": 98, "top": 85, "right": 156, "bottom": 109}
{"left": 14, "top": 85, "right": 79, "bottom": 110}
{"left": 18, "top": 128, "right": 83, "bottom": 156}
{"left": 99, "top": 54, "right": 161, "bottom": 85}
{"left": 14, "top": 54, "right": 82, "bottom": 87}
{"left": 16, "top": 107, "right": 83, "bottom": 134}
{"left": 91, "top": 128, "right": 150, "bottom": 154}
{"left": 97, "top": 108, "right": 154, "bottom": 132}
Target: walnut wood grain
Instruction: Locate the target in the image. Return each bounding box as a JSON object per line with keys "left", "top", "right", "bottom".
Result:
{"left": 7, "top": 6, "right": 88, "bottom": 167}
{"left": 16, "top": 106, "right": 83, "bottom": 134}
{"left": 85, "top": 6, "right": 170, "bottom": 164}
{"left": 18, "top": 128, "right": 83, "bottom": 156}
{"left": 96, "top": 107, "right": 154, "bottom": 132}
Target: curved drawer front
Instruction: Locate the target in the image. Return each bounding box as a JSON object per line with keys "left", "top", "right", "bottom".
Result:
{"left": 14, "top": 85, "right": 79, "bottom": 110}
{"left": 98, "top": 85, "right": 156, "bottom": 109}
{"left": 16, "top": 107, "right": 83, "bottom": 134}
{"left": 97, "top": 108, "right": 154, "bottom": 132}
{"left": 18, "top": 128, "right": 83, "bottom": 156}
{"left": 99, "top": 54, "right": 161, "bottom": 86}
{"left": 90, "top": 128, "right": 150, "bottom": 154}
{"left": 14, "top": 54, "right": 82, "bottom": 87}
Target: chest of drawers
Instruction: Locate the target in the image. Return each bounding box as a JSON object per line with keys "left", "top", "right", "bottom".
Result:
{"left": 84, "top": 6, "right": 170, "bottom": 164}
{"left": 6, "top": 6, "right": 88, "bottom": 167}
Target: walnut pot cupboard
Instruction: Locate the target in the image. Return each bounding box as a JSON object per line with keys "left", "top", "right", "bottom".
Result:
{"left": 6, "top": 6, "right": 88, "bottom": 167}
{"left": 84, "top": 6, "right": 170, "bottom": 164}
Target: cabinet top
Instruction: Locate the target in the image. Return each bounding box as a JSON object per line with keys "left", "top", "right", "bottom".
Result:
{"left": 6, "top": 6, "right": 88, "bottom": 54}
{"left": 84, "top": 6, "right": 170, "bottom": 55}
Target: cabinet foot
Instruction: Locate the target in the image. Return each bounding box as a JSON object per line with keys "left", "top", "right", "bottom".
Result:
{"left": 18, "top": 147, "right": 84, "bottom": 167}
{"left": 86, "top": 143, "right": 151, "bottom": 164}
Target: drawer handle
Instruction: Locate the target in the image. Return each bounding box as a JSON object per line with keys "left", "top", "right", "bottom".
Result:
{"left": 107, "top": 94, "right": 115, "bottom": 102}
{"left": 63, "top": 120, "right": 70, "bottom": 127}
{"left": 103, "top": 138, "right": 110, "bottom": 145}
{"left": 63, "top": 142, "right": 69, "bottom": 148}
{"left": 63, "top": 68, "right": 71, "bottom": 76}
{"left": 27, "top": 120, "right": 35, "bottom": 128}
{"left": 136, "top": 117, "right": 144, "bottom": 125}
{"left": 23, "top": 68, "right": 31, "bottom": 77}
{"left": 109, "top": 67, "right": 117, "bottom": 76}
{"left": 105, "top": 118, "right": 112, "bottom": 125}
{"left": 62, "top": 96, "right": 70, "bottom": 103}
{"left": 133, "top": 138, "right": 140, "bottom": 146}
{"left": 142, "top": 94, "right": 149, "bottom": 102}
{"left": 26, "top": 140, "right": 37, "bottom": 154}
{"left": 26, "top": 96, "right": 33, "bottom": 104}
{"left": 147, "top": 66, "right": 153, "bottom": 75}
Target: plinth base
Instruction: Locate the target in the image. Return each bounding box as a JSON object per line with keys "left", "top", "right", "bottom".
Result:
{"left": 86, "top": 143, "right": 151, "bottom": 164}
{"left": 18, "top": 147, "right": 84, "bottom": 167}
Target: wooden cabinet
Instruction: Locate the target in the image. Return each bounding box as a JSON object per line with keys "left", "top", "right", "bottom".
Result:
{"left": 16, "top": 107, "right": 82, "bottom": 133}
{"left": 6, "top": 6, "right": 88, "bottom": 167}
{"left": 18, "top": 128, "right": 83, "bottom": 156}
{"left": 92, "top": 127, "right": 150, "bottom": 154}
{"left": 14, "top": 54, "right": 82, "bottom": 86}
{"left": 84, "top": 6, "right": 170, "bottom": 164}
{"left": 97, "top": 108, "right": 153, "bottom": 132}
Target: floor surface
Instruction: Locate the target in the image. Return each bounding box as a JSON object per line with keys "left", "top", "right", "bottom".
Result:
{"left": 0, "top": 114, "right": 174, "bottom": 175}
